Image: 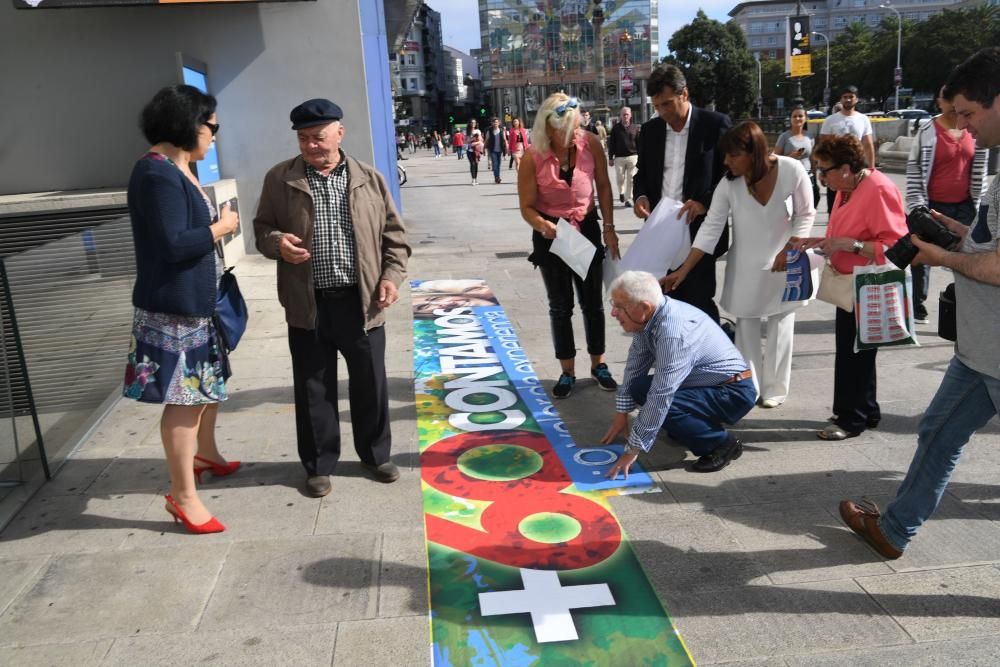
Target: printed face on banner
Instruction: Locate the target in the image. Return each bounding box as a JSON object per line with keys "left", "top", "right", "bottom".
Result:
{"left": 411, "top": 279, "right": 693, "bottom": 665}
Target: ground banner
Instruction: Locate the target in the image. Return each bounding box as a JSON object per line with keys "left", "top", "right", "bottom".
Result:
{"left": 412, "top": 279, "right": 694, "bottom": 666}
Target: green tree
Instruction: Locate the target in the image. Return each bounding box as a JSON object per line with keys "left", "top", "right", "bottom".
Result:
{"left": 906, "top": 7, "right": 1000, "bottom": 94}
{"left": 662, "top": 10, "right": 756, "bottom": 118}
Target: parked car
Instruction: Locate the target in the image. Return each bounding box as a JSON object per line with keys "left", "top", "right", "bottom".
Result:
{"left": 807, "top": 109, "right": 827, "bottom": 120}
{"left": 866, "top": 111, "right": 890, "bottom": 120}
{"left": 886, "top": 108, "right": 932, "bottom": 121}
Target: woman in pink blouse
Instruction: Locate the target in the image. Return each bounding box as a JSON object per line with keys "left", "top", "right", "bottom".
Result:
{"left": 793, "top": 135, "right": 908, "bottom": 440}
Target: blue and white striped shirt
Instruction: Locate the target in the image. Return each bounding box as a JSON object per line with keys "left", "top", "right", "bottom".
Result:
{"left": 616, "top": 298, "right": 749, "bottom": 452}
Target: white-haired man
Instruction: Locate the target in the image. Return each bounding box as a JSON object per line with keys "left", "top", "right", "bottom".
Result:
{"left": 603, "top": 271, "right": 757, "bottom": 477}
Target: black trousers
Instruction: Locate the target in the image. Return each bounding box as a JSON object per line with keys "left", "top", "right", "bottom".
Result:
{"left": 833, "top": 305, "right": 880, "bottom": 433}
{"left": 287, "top": 288, "right": 391, "bottom": 476}
{"left": 666, "top": 254, "right": 720, "bottom": 324}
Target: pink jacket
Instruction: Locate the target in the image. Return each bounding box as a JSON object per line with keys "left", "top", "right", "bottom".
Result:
{"left": 828, "top": 169, "right": 907, "bottom": 274}
{"left": 508, "top": 127, "right": 529, "bottom": 150}
{"left": 531, "top": 131, "right": 595, "bottom": 225}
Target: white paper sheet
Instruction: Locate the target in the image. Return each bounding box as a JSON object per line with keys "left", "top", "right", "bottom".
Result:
{"left": 550, "top": 219, "right": 599, "bottom": 280}
{"left": 619, "top": 197, "right": 689, "bottom": 278}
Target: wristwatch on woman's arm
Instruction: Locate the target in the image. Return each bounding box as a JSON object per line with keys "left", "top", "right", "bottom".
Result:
{"left": 852, "top": 240, "right": 865, "bottom": 254}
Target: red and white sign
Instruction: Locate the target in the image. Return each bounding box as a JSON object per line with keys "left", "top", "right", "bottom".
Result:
{"left": 619, "top": 66, "right": 634, "bottom": 98}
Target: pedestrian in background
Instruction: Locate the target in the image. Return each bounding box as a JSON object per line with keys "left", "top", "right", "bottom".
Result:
{"left": 595, "top": 120, "right": 607, "bottom": 152}
{"left": 819, "top": 85, "right": 876, "bottom": 213}
{"left": 432, "top": 130, "right": 442, "bottom": 158}
{"left": 607, "top": 105, "right": 640, "bottom": 208}
{"left": 774, "top": 105, "right": 819, "bottom": 207}
{"left": 508, "top": 117, "right": 529, "bottom": 171}
{"left": 123, "top": 85, "right": 240, "bottom": 535}
{"left": 452, "top": 128, "right": 465, "bottom": 159}
{"left": 467, "top": 119, "right": 483, "bottom": 185}
{"left": 517, "top": 93, "right": 620, "bottom": 399}
{"left": 253, "top": 98, "right": 411, "bottom": 498}
{"left": 485, "top": 117, "right": 508, "bottom": 183}
{"left": 792, "top": 135, "right": 907, "bottom": 441}
{"left": 904, "top": 84, "right": 989, "bottom": 323}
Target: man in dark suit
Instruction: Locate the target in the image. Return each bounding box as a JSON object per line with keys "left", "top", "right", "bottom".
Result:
{"left": 632, "top": 65, "right": 732, "bottom": 324}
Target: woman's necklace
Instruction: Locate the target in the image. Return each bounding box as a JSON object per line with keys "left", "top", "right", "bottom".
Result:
{"left": 840, "top": 169, "right": 869, "bottom": 205}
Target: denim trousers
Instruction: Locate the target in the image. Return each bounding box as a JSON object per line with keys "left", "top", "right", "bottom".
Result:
{"left": 880, "top": 357, "right": 1000, "bottom": 551}
{"left": 490, "top": 150, "right": 503, "bottom": 180}
{"left": 911, "top": 198, "right": 975, "bottom": 308}
{"left": 628, "top": 375, "right": 757, "bottom": 455}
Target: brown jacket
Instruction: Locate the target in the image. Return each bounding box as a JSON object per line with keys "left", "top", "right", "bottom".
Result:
{"left": 253, "top": 154, "right": 411, "bottom": 331}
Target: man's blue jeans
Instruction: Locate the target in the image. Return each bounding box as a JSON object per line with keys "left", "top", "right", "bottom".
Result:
{"left": 880, "top": 357, "right": 1000, "bottom": 551}
{"left": 628, "top": 375, "right": 757, "bottom": 455}
{"left": 490, "top": 150, "right": 503, "bottom": 181}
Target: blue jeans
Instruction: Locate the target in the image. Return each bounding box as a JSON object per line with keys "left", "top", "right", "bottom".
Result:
{"left": 490, "top": 150, "right": 503, "bottom": 181}
{"left": 628, "top": 375, "right": 757, "bottom": 455}
{"left": 880, "top": 357, "right": 1000, "bottom": 551}
{"left": 456, "top": 146, "right": 465, "bottom": 159}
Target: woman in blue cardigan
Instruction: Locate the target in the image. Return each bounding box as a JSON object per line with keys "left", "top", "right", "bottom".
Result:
{"left": 123, "top": 85, "right": 239, "bottom": 534}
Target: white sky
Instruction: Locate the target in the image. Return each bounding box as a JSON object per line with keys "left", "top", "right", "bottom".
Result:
{"left": 430, "top": 1, "right": 737, "bottom": 57}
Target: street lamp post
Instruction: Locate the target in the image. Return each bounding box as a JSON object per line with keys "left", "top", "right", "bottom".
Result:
{"left": 879, "top": 2, "right": 902, "bottom": 111}
{"left": 592, "top": 0, "right": 609, "bottom": 125}
{"left": 811, "top": 31, "right": 830, "bottom": 112}
{"left": 755, "top": 53, "right": 762, "bottom": 117}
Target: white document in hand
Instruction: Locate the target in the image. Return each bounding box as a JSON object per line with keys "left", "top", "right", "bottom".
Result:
{"left": 619, "top": 197, "right": 688, "bottom": 278}
{"left": 550, "top": 219, "right": 599, "bottom": 280}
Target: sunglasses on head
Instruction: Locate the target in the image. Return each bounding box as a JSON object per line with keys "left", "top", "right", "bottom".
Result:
{"left": 554, "top": 97, "right": 580, "bottom": 116}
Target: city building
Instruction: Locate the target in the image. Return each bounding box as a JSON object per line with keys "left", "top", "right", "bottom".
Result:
{"left": 392, "top": 4, "right": 448, "bottom": 133}
{"left": 730, "top": 0, "right": 966, "bottom": 63}
{"left": 478, "top": 0, "right": 659, "bottom": 125}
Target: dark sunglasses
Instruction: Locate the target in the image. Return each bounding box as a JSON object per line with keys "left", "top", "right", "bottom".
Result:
{"left": 203, "top": 121, "right": 220, "bottom": 136}
{"left": 816, "top": 164, "right": 839, "bottom": 176}
{"left": 554, "top": 97, "right": 580, "bottom": 116}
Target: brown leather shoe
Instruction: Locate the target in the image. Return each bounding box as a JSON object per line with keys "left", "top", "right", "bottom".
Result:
{"left": 363, "top": 461, "right": 400, "bottom": 483}
{"left": 838, "top": 499, "right": 902, "bottom": 559}
{"left": 306, "top": 475, "right": 332, "bottom": 498}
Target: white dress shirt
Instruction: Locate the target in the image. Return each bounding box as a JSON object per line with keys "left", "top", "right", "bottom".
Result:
{"left": 663, "top": 107, "right": 692, "bottom": 269}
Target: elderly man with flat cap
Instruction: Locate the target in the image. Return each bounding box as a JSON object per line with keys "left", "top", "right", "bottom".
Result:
{"left": 254, "top": 99, "right": 411, "bottom": 498}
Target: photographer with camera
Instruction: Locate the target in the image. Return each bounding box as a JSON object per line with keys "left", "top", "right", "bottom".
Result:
{"left": 839, "top": 48, "right": 1000, "bottom": 560}
{"left": 903, "top": 85, "right": 989, "bottom": 323}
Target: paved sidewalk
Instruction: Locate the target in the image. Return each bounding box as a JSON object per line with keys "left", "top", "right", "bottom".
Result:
{"left": 1, "top": 152, "right": 999, "bottom": 665}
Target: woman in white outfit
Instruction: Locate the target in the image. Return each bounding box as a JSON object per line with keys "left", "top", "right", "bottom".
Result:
{"left": 662, "top": 121, "right": 815, "bottom": 407}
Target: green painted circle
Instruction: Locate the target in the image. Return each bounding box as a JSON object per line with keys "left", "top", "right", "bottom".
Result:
{"left": 457, "top": 444, "right": 542, "bottom": 481}
{"left": 518, "top": 512, "right": 582, "bottom": 544}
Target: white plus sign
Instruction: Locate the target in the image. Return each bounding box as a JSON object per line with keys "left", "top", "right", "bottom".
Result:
{"left": 478, "top": 568, "right": 616, "bottom": 643}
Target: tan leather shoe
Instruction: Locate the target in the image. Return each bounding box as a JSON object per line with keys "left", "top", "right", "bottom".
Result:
{"left": 839, "top": 499, "right": 902, "bottom": 559}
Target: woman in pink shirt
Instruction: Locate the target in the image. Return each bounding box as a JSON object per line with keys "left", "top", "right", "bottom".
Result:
{"left": 794, "top": 135, "right": 908, "bottom": 440}
{"left": 518, "top": 93, "right": 620, "bottom": 399}
{"left": 508, "top": 117, "right": 530, "bottom": 170}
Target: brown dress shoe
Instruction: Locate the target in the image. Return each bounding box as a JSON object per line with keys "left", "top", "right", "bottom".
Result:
{"left": 839, "top": 499, "right": 902, "bottom": 559}
{"left": 363, "top": 461, "right": 400, "bottom": 483}
{"left": 306, "top": 475, "right": 332, "bottom": 498}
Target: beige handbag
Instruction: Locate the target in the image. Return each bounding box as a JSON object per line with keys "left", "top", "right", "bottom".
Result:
{"left": 816, "top": 263, "right": 855, "bottom": 312}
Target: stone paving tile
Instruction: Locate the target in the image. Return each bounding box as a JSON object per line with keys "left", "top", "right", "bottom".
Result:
{"left": 715, "top": 500, "right": 894, "bottom": 584}
{"left": 0, "top": 640, "right": 113, "bottom": 666}
{"left": 0, "top": 556, "right": 48, "bottom": 617}
{"left": 856, "top": 565, "right": 1000, "bottom": 642}
{"left": 199, "top": 534, "right": 379, "bottom": 632}
{"left": 0, "top": 543, "right": 229, "bottom": 646}
{"left": 785, "top": 635, "right": 1000, "bottom": 667}
{"left": 665, "top": 579, "right": 910, "bottom": 664}
{"left": 314, "top": 468, "right": 423, "bottom": 536}
{"left": 378, "top": 530, "right": 429, "bottom": 618}
{"left": 333, "top": 615, "right": 429, "bottom": 667}
{"left": 103, "top": 625, "right": 337, "bottom": 666}
{"left": 0, "top": 492, "right": 158, "bottom": 557}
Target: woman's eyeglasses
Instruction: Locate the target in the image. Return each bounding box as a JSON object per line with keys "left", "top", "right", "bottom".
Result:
{"left": 203, "top": 122, "right": 220, "bottom": 136}
{"left": 816, "top": 164, "right": 839, "bottom": 176}
{"left": 554, "top": 97, "right": 580, "bottom": 116}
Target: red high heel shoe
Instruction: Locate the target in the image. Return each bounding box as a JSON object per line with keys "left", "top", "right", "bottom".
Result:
{"left": 193, "top": 455, "right": 241, "bottom": 483}
{"left": 164, "top": 494, "right": 226, "bottom": 534}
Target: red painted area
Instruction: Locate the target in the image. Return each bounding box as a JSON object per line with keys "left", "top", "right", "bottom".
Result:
{"left": 422, "top": 430, "right": 622, "bottom": 570}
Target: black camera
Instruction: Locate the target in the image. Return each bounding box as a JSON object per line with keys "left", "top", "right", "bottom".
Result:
{"left": 886, "top": 206, "right": 962, "bottom": 269}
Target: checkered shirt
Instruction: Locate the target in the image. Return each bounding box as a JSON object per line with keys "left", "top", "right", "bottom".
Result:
{"left": 306, "top": 156, "right": 358, "bottom": 288}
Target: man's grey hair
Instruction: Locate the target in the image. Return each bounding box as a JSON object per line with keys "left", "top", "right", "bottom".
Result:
{"left": 611, "top": 271, "right": 664, "bottom": 308}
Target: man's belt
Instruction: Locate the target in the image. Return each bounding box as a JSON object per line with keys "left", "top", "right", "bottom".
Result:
{"left": 315, "top": 285, "right": 357, "bottom": 297}
{"left": 721, "top": 369, "right": 753, "bottom": 385}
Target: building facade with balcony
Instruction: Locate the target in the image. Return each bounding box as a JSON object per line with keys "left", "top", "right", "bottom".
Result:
{"left": 478, "top": 0, "right": 659, "bottom": 126}
{"left": 391, "top": 3, "right": 448, "bottom": 132}
{"left": 730, "top": 0, "right": 965, "bottom": 63}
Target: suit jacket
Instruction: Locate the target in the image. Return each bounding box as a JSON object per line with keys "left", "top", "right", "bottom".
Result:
{"left": 633, "top": 106, "right": 732, "bottom": 257}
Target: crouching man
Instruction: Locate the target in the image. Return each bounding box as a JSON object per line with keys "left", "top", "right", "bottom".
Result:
{"left": 602, "top": 271, "right": 757, "bottom": 477}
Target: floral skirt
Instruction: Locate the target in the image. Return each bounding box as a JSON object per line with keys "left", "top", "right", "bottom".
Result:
{"left": 122, "top": 308, "right": 229, "bottom": 405}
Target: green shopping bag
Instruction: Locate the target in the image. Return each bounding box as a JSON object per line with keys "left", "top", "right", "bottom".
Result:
{"left": 853, "top": 263, "right": 919, "bottom": 352}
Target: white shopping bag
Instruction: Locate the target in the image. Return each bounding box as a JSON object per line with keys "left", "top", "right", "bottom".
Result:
{"left": 853, "top": 263, "right": 919, "bottom": 352}
{"left": 602, "top": 249, "right": 621, "bottom": 292}
{"left": 619, "top": 197, "right": 689, "bottom": 278}
{"left": 550, "top": 219, "right": 599, "bottom": 280}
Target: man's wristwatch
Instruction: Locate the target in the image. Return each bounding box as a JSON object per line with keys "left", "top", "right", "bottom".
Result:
{"left": 851, "top": 240, "right": 865, "bottom": 254}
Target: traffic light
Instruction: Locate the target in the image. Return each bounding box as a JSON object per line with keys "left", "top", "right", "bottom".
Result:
{"left": 448, "top": 114, "right": 455, "bottom": 125}
{"left": 479, "top": 106, "right": 488, "bottom": 117}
